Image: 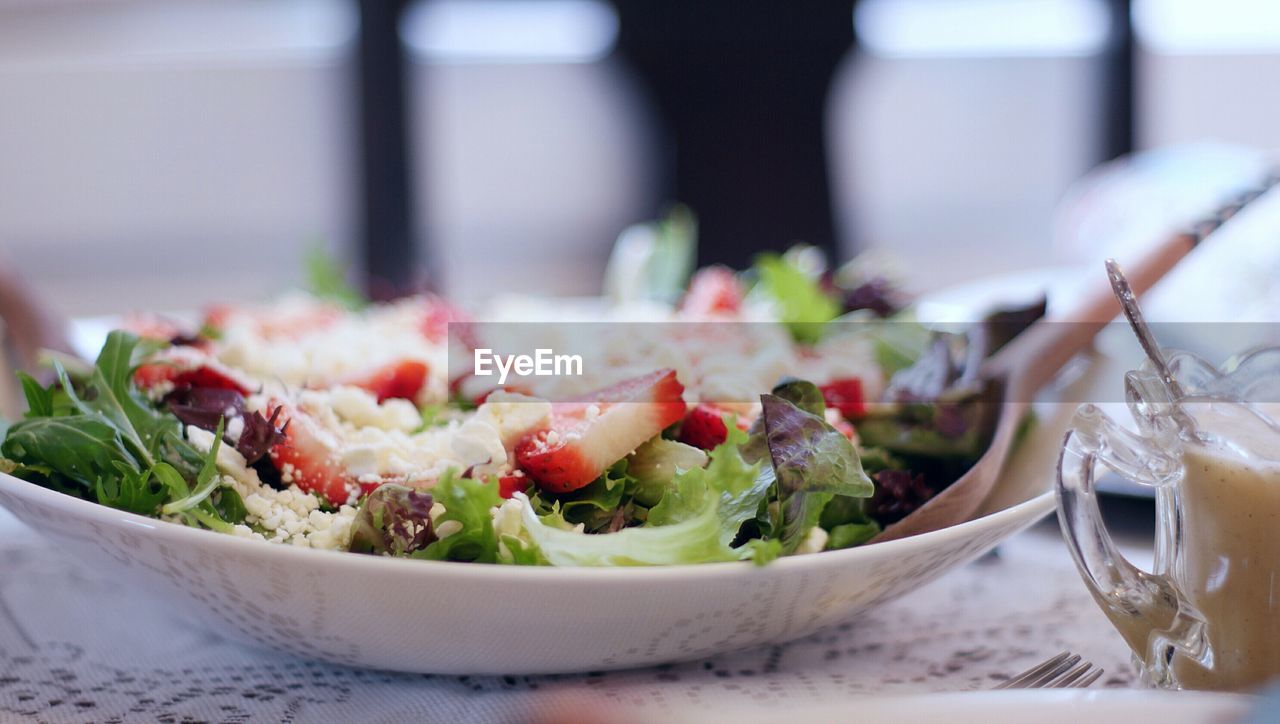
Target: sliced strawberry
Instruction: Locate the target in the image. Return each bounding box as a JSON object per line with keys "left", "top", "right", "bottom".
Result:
{"left": 820, "top": 377, "right": 866, "bottom": 421}
{"left": 202, "top": 304, "right": 235, "bottom": 333}
{"left": 122, "top": 313, "right": 185, "bottom": 342}
{"left": 681, "top": 266, "right": 743, "bottom": 315}
{"left": 515, "top": 369, "right": 687, "bottom": 493}
{"left": 347, "top": 359, "right": 429, "bottom": 402}
{"left": 678, "top": 403, "right": 730, "bottom": 450}
{"left": 134, "top": 360, "right": 252, "bottom": 395}
{"left": 419, "top": 296, "right": 472, "bottom": 344}
{"left": 133, "top": 363, "right": 179, "bottom": 391}
{"left": 267, "top": 402, "right": 362, "bottom": 506}
{"left": 201, "top": 302, "right": 342, "bottom": 340}
{"left": 497, "top": 473, "right": 528, "bottom": 499}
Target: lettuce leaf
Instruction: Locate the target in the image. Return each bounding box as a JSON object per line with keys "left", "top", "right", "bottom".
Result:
{"left": 513, "top": 429, "right": 768, "bottom": 566}
{"left": 752, "top": 252, "right": 839, "bottom": 345}
{"left": 350, "top": 484, "right": 437, "bottom": 557}
{"left": 414, "top": 471, "right": 502, "bottom": 563}
{"left": 827, "top": 520, "right": 880, "bottom": 549}
{"left": 516, "top": 492, "right": 736, "bottom": 566}
{"left": 626, "top": 437, "right": 707, "bottom": 507}
{"left": 752, "top": 389, "right": 875, "bottom": 554}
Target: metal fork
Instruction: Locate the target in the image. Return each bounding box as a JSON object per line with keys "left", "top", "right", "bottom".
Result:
{"left": 994, "top": 651, "right": 1104, "bottom": 689}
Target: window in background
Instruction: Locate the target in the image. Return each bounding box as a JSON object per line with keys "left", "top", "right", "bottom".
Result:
{"left": 0, "top": 0, "right": 356, "bottom": 317}
{"left": 402, "top": 0, "right": 659, "bottom": 303}
{"left": 830, "top": 0, "right": 1113, "bottom": 291}
{"left": 1134, "top": 0, "right": 1280, "bottom": 151}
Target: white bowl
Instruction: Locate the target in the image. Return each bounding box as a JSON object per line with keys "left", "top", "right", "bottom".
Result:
{"left": 0, "top": 463, "right": 1052, "bottom": 674}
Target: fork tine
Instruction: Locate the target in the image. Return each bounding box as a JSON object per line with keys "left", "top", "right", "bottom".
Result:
{"left": 995, "top": 652, "right": 1073, "bottom": 689}
{"left": 1026, "top": 654, "right": 1081, "bottom": 688}
{"left": 1049, "top": 661, "right": 1094, "bottom": 688}
{"left": 1074, "top": 667, "right": 1105, "bottom": 688}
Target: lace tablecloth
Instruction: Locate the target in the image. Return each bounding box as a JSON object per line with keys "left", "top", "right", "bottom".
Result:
{"left": 0, "top": 504, "right": 1144, "bottom": 723}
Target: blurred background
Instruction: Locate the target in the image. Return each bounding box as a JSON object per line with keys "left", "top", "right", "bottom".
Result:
{"left": 3, "top": 0, "right": 1280, "bottom": 316}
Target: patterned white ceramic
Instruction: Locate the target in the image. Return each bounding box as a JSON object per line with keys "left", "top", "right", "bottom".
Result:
{"left": 0, "top": 462, "right": 1052, "bottom": 675}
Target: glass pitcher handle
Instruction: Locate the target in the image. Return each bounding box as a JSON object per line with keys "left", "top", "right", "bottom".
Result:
{"left": 1056, "top": 404, "right": 1205, "bottom": 677}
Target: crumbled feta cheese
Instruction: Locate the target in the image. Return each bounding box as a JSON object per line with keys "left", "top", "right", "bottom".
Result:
{"left": 224, "top": 415, "right": 245, "bottom": 443}
{"left": 185, "top": 424, "right": 357, "bottom": 550}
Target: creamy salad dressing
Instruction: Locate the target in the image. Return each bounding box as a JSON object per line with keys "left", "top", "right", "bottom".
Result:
{"left": 1172, "top": 402, "right": 1280, "bottom": 690}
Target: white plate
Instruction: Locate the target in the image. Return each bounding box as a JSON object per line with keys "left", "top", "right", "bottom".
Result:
{"left": 630, "top": 690, "right": 1256, "bottom": 724}
{"left": 0, "top": 466, "right": 1052, "bottom": 675}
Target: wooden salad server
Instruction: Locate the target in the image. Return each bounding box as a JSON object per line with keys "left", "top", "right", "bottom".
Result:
{"left": 875, "top": 174, "right": 1280, "bottom": 543}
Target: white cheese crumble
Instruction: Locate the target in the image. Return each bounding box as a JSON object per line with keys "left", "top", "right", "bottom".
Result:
{"left": 186, "top": 426, "right": 357, "bottom": 550}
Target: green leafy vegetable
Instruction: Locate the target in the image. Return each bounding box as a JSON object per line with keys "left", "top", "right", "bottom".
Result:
{"left": 161, "top": 418, "right": 225, "bottom": 515}
{"left": 350, "top": 484, "right": 438, "bottom": 557}
{"left": 604, "top": 205, "right": 698, "bottom": 305}
{"left": 17, "top": 372, "right": 52, "bottom": 418}
{"left": 517, "top": 495, "right": 735, "bottom": 566}
{"left": 514, "top": 429, "right": 767, "bottom": 566}
{"left": 626, "top": 437, "right": 708, "bottom": 507}
{"left": 304, "top": 244, "right": 366, "bottom": 310}
{"left": 94, "top": 461, "right": 169, "bottom": 515}
{"left": 1, "top": 331, "right": 240, "bottom": 531}
{"left": 827, "top": 521, "right": 880, "bottom": 550}
{"left": 647, "top": 426, "right": 767, "bottom": 547}
{"left": 751, "top": 390, "right": 875, "bottom": 554}
{"left": 752, "top": 252, "right": 839, "bottom": 345}
{"left": 414, "top": 471, "right": 502, "bottom": 563}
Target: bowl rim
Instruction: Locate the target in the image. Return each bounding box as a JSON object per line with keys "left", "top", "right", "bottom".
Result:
{"left": 0, "top": 470, "right": 1054, "bottom": 582}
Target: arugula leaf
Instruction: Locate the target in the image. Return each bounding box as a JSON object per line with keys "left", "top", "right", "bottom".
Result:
{"left": 17, "top": 372, "right": 52, "bottom": 418}
{"left": 213, "top": 487, "right": 249, "bottom": 526}
{"left": 2, "top": 331, "right": 245, "bottom": 531}
{"left": 3, "top": 415, "right": 137, "bottom": 491}
{"left": 753, "top": 252, "right": 840, "bottom": 345}
{"left": 304, "top": 244, "right": 366, "bottom": 310}
{"left": 94, "top": 461, "right": 167, "bottom": 515}
{"left": 414, "top": 471, "right": 502, "bottom": 563}
{"left": 162, "top": 418, "right": 225, "bottom": 515}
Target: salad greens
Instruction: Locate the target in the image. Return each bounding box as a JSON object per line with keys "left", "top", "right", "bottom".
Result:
{"left": 304, "top": 244, "right": 367, "bottom": 311}
{"left": 604, "top": 205, "right": 698, "bottom": 305}
{"left": 1, "top": 332, "right": 244, "bottom": 532}
{"left": 751, "top": 252, "right": 840, "bottom": 345}
{"left": 0, "top": 233, "right": 1045, "bottom": 567}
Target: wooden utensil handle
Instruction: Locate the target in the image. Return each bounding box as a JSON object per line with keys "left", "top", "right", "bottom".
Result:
{"left": 984, "top": 175, "right": 1280, "bottom": 400}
